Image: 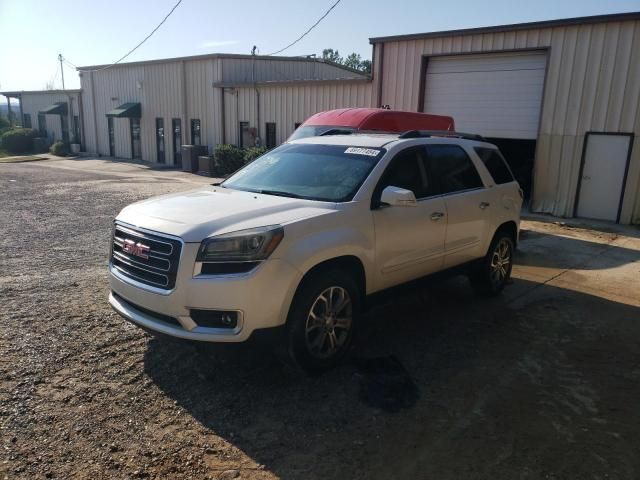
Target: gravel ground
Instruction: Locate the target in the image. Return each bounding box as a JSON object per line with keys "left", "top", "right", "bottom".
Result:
{"left": 1, "top": 158, "right": 640, "bottom": 479}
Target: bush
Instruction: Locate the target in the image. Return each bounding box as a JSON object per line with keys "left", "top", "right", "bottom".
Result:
{"left": 244, "top": 146, "right": 268, "bottom": 163}
{"left": 0, "top": 128, "right": 37, "bottom": 153}
{"left": 0, "top": 117, "right": 10, "bottom": 134}
{"left": 213, "top": 144, "right": 245, "bottom": 174}
{"left": 49, "top": 141, "right": 69, "bottom": 157}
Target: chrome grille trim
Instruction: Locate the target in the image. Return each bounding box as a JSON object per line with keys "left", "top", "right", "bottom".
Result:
{"left": 111, "top": 222, "right": 182, "bottom": 291}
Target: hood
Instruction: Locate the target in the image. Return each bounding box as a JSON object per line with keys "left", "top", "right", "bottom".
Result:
{"left": 116, "top": 187, "right": 337, "bottom": 242}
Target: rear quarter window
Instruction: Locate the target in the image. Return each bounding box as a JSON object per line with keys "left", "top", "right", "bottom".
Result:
{"left": 474, "top": 147, "right": 515, "bottom": 185}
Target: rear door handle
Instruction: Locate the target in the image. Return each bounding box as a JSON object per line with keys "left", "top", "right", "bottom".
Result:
{"left": 431, "top": 212, "right": 445, "bottom": 221}
{"left": 479, "top": 202, "right": 490, "bottom": 210}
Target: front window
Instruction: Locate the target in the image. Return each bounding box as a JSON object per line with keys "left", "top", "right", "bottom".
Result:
{"left": 287, "top": 125, "right": 355, "bottom": 141}
{"left": 222, "top": 143, "right": 385, "bottom": 202}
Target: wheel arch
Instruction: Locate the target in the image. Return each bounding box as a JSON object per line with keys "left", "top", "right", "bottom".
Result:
{"left": 296, "top": 255, "right": 367, "bottom": 299}
{"left": 494, "top": 220, "right": 519, "bottom": 247}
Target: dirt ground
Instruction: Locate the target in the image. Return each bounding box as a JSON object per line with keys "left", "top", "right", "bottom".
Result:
{"left": 1, "top": 157, "right": 640, "bottom": 480}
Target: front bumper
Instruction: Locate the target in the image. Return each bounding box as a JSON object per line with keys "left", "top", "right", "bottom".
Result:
{"left": 109, "top": 242, "right": 302, "bottom": 343}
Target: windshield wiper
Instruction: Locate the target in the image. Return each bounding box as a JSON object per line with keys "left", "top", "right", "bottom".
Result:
{"left": 258, "top": 189, "right": 306, "bottom": 199}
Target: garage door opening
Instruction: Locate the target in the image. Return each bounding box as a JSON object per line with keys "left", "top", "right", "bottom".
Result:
{"left": 485, "top": 138, "right": 537, "bottom": 200}
{"left": 422, "top": 50, "right": 547, "bottom": 201}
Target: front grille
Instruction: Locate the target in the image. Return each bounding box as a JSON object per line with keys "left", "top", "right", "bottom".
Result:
{"left": 111, "top": 223, "right": 182, "bottom": 290}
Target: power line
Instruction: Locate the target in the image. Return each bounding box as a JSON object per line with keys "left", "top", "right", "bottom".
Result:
{"left": 266, "top": 0, "right": 342, "bottom": 56}
{"left": 68, "top": 0, "right": 184, "bottom": 72}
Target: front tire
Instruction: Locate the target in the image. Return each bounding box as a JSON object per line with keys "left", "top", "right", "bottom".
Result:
{"left": 470, "top": 231, "right": 514, "bottom": 296}
{"left": 282, "top": 269, "right": 360, "bottom": 373}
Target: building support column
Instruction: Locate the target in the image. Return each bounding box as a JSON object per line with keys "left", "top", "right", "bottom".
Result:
{"left": 18, "top": 95, "right": 24, "bottom": 127}
{"left": 6, "top": 97, "right": 13, "bottom": 127}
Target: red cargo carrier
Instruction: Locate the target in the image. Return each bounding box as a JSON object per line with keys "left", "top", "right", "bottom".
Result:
{"left": 288, "top": 108, "right": 455, "bottom": 141}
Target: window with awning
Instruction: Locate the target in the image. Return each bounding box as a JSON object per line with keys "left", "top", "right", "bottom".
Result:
{"left": 106, "top": 103, "right": 141, "bottom": 118}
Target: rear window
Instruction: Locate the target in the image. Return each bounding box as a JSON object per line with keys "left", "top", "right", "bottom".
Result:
{"left": 426, "top": 145, "right": 484, "bottom": 194}
{"left": 474, "top": 147, "right": 515, "bottom": 184}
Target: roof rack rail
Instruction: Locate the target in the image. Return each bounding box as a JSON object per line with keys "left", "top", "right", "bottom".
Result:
{"left": 398, "top": 130, "right": 486, "bottom": 141}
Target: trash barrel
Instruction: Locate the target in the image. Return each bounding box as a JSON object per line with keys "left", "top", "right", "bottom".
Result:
{"left": 181, "top": 145, "right": 208, "bottom": 173}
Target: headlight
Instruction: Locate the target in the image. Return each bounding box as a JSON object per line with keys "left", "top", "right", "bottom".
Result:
{"left": 196, "top": 225, "right": 284, "bottom": 262}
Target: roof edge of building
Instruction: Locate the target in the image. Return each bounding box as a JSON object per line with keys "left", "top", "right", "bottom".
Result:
{"left": 76, "top": 53, "right": 369, "bottom": 78}
{"left": 212, "top": 77, "right": 372, "bottom": 88}
{"left": 369, "top": 11, "right": 640, "bottom": 44}
{"left": 1, "top": 89, "right": 82, "bottom": 96}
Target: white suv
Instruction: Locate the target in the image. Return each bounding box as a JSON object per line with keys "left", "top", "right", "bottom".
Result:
{"left": 109, "top": 131, "right": 522, "bottom": 371}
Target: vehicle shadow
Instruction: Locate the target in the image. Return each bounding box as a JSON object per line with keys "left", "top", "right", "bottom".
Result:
{"left": 143, "top": 270, "right": 640, "bottom": 479}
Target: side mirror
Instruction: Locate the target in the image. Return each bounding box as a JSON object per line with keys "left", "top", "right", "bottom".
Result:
{"left": 380, "top": 186, "right": 417, "bottom": 207}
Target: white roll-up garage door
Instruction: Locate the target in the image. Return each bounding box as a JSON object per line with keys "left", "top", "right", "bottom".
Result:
{"left": 424, "top": 51, "right": 547, "bottom": 139}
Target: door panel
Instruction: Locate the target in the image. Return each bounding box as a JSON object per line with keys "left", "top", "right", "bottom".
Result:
{"left": 172, "top": 119, "right": 182, "bottom": 166}
{"left": 442, "top": 189, "right": 492, "bottom": 268}
{"left": 107, "top": 117, "right": 115, "bottom": 157}
{"left": 424, "top": 144, "right": 491, "bottom": 268}
{"left": 156, "top": 118, "right": 165, "bottom": 164}
{"left": 372, "top": 146, "right": 447, "bottom": 289}
{"left": 373, "top": 197, "right": 447, "bottom": 288}
{"left": 424, "top": 51, "right": 547, "bottom": 139}
{"left": 576, "top": 134, "right": 631, "bottom": 222}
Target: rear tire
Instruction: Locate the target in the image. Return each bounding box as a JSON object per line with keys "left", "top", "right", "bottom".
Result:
{"left": 469, "top": 231, "right": 514, "bottom": 296}
{"left": 281, "top": 268, "right": 360, "bottom": 374}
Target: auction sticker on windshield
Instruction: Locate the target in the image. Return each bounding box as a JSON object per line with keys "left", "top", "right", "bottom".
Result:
{"left": 344, "top": 147, "right": 381, "bottom": 156}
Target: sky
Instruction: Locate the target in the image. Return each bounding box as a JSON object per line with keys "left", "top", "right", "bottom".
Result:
{"left": 1, "top": 0, "right": 639, "bottom": 96}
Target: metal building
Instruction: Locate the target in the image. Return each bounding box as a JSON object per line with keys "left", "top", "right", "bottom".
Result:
{"left": 1, "top": 90, "right": 83, "bottom": 144}
{"left": 369, "top": 12, "right": 640, "bottom": 224}
{"left": 77, "top": 54, "right": 370, "bottom": 163}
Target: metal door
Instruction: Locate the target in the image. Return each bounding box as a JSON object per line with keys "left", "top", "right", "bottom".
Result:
{"left": 156, "top": 118, "right": 165, "bottom": 164}
{"left": 108, "top": 117, "right": 115, "bottom": 157}
{"left": 130, "top": 118, "right": 141, "bottom": 159}
{"left": 172, "top": 118, "right": 182, "bottom": 166}
{"left": 576, "top": 133, "right": 633, "bottom": 222}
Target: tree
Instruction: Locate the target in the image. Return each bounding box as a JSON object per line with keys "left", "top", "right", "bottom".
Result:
{"left": 322, "top": 48, "right": 342, "bottom": 64}
{"left": 322, "top": 48, "right": 371, "bottom": 74}
{"left": 343, "top": 53, "right": 362, "bottom": 70}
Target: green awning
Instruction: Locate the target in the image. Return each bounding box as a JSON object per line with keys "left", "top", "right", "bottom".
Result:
{"left": 39, "top": 102, "right": 68, "bottom": 115}
{"left": 106, "top": 102, "right": 141, "bottom": 118}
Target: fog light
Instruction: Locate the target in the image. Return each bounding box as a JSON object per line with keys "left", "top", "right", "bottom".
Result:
{"left": 190, "top": 309, "right": 238, "bottom": 329}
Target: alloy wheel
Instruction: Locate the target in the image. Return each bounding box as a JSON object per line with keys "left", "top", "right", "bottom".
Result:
{"left": 490, "top": 238, "right": 512, "bottom": 286}
{"left": 305, "top": 286, "right": 353, "bottom": 359}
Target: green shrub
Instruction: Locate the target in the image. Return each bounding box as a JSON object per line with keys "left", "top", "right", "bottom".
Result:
{"left": 244, "top": 146, "right": 268, "bottom": 163}
{"left": 0, "top": 116, "right": 10, "bottom": 134}
{"left": 49, "top": 141, "right": 68, "bottom": 157}
{"left": 213, "top": 144, "right": 245, "bottom": 174}
{"left": 0, "top": 128, "right": 37, "bottom": 153}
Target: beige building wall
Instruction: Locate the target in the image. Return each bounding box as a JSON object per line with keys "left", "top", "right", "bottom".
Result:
{"left": 372, "top": 18, "right": 640, "bottom": 224}
{"left": 80, "top": 56, "right": 372, "bottom": 165}
{"left": 228, "top": 80, "right": 373, "bottom": 145}
{"left": 17, "top": 91, "right": 81, "bottom": 143}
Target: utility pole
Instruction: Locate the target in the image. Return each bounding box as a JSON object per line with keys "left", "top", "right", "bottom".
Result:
{"left": 58, "top": 54, "right": 65, "bottom": 90}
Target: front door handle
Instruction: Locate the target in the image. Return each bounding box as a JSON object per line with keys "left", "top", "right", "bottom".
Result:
{"left": 479, "top": 202, "right": 490, "bottom": 210}
{"left": 431, "top": 212, "right": 445, "bottom": 221}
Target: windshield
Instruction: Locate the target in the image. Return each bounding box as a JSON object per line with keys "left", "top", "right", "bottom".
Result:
{"left": 287, "top": 125, "right": 356, "bottom": 141}
{"left": 222, "top": 143, "right": 385, "bottom": 202}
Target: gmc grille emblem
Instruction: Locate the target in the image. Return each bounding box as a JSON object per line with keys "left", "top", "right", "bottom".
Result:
{"left": 122, "top": 239, "right": 151, "bottom": 259}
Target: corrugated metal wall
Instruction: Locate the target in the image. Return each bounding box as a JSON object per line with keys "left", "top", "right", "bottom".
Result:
{"left": 374, "top": 20, "right": 640, "bottom": 224}
{"left": 19, "top": 92, "right": 80, "bottom": 143}
{"left": 221, "top": 58, "right": 366, "bottom": 83}
{"left": 81, "top": 66, "right": 145, "bottom": 159}
{"left": 81, "top": 57, "right": 372, "bottom": 164}
{"left": 228, "top": 81, "right": 373, "bottom": 145}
